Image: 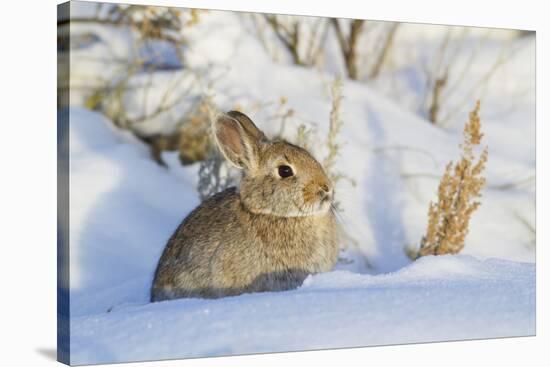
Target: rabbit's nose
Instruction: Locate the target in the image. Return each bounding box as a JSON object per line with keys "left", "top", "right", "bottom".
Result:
{"left": 318, "top": 184, "right": 333, "bottom": 200}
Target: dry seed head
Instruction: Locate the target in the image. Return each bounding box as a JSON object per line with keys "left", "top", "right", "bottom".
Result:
{"left": 412, "top": 101, "right": 488, "bottom": 259}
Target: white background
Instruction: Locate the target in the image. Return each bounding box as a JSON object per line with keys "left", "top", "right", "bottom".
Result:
{"left": 0, "top": 0, "right": 546, "bottom": 366}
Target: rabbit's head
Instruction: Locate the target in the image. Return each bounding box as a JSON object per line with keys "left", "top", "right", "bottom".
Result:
{"left": 213, "top": 111, "right": 334, "bottom": 217}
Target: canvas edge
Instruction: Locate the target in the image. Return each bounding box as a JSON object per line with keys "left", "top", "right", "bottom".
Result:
{"left": 57, "top": 1, "right": 71, "bottom": 365}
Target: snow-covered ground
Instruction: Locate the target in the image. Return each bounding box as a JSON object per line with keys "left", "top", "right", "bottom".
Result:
{"left": 63, "top": 3, "right": 535, "bottom": 365}
{"left": 71, "top": 254, "right": 534, "bottom": 365}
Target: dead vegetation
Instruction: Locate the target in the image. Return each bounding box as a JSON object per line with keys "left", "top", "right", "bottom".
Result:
{"left": 259, "top": 14, "right": 329, "bottom": 67}
{"left": 331, "top": 19, "right": 365, "bottom": 80}
{"left": 331, "top": 20, "right": 400, "bottom": 81}
{"left": 197, "top": 152, "right": 236, "bottom": 201}
{"left": 323, "top": 78, "right": 344, "bottom": 179}
{"left": 421, "top": 28, "right": 526, "bottom": 126}
{"left": 408, "top": 101, "right": 488, "bottom": 259}
{"left": 59, "top": 4, "right": 199, "bottom": 60}
{"left": 60, "top": 3, "right": 211, "bottom": 165}
{"left": 251, "top": 15, "right": 399, "bottom": 81}
{"left": 142, "top": 98, "right": 214, "bottom": 166}
{"left": 321, "top": 79, "right": 360, "bottom": 254}
{"left": 367, "top": 23, "right": 400, "bottom": 79}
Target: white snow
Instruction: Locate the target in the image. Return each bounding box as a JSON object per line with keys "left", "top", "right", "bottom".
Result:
{"left": 71, "top": 255, "right": 534, "bottom": 365}
{"left": 64, "top": 4, "right": 535, "bottom": 365}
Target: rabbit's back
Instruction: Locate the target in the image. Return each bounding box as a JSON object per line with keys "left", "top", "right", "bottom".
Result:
{"left": 151, "top": 187, "right": 338, "bottom": 301}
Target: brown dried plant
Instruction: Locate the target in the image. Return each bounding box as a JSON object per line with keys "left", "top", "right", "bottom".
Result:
{"left": 261, "top": 14, "right": 329, "bottom": 67}
{"left": 331, "top": 19, "right": 366, "bottom": 80}
{"left": 140, "top": 97, "right": 214, "bottom": 166}
{"left": 323, "top": 77, "right": 344, "bottom": 180}
{"left": 411, "top": 101, "right": 488, "bottom": 259}
{"left": 322, "top": 78, "right": 360, "bottom": 255}
{"left": 323, "top": 77, "right": 357, "bottom": 189}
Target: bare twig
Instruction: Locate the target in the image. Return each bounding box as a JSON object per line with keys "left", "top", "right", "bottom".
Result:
{"left": 439, "top": 39, "right": 528, "bottom": 126}
{"left": 421, "top": 29, "right": 452, "bottom": 123}
{"left": 58, "top": 17, "right": 183, "bottom": 45}
{"left": 368, "top": 23, "right": 399, "bottom": 79}
{"left": 264, "top": 14, "right": 304, "bottom": 65}
{"left": 305, "top": 18, "right": 330, "bottom": 67}
{"left": 428, "top": 69, "right": 448, "bottom": 124}
{"left": 331, "top": 19, "right": 366, "bottom": 80}
{"left": 488, "top": 175, "right": 535, "bottom": 191}
{"left": 323, "top": 78, "right": 344, "bottom": 176}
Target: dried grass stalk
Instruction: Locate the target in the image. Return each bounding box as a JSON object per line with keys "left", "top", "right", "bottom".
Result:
{"left": 323, "top": 77, "right": 344, "bottom": 180}
{"left": 178, "top": 99, "right": 214, "bottom": 164}
{"left": 413, "top": 101, "right": 488, "bottom": 258}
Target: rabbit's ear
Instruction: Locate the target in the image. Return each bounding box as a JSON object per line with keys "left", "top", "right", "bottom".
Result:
{"left": 226, "top": 111, "right": 266, "bottom": 142}
{"left": 213, "top": 112, "right": 265, "bottom": 170}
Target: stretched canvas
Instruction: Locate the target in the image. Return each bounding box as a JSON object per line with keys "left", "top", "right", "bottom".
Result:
{"left": 57, "top": 1, "right": 536, "bottom": 365}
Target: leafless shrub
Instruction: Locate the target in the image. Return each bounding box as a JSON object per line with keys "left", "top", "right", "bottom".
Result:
{"left": 368, "top": 23, "right": 400, "bottom": 79}
{"left": 247, "top": 14, "right": 399, "bottom": 82}
{"left": 84, "top": 67, "right": 209, "bottom": 165}
{"left": 264, "top": 14, "right": 303, "bottom": 66}
{"left": 197, "top": 152, "right": 237, "bottom": 201}
{"left": 422, "top": 29, "right": 453, "bottom": 124}
{"left": 408, "top": 101, "right": 488, "bottom": 259}
{"left": 331, "top": 19, "right": 365, "bottom": 80}
{"left": 332, "top": 20, "right": 400, "bottom": 81}
{"left": 64, "top": 4, "right": 212, "bottom": 165}
{"left": 177, "top": 99, "right": 215, "bottom": 164}
{"left": 142, "top": 98, "right": 215, "bottom": 166}
{"left": 438, "top": 38, "right": 525, "bottom": 126}
{"left": 59, "top": 4, "right": 204, "bottom": 53}
{"left": 260, "top": 14, "right": 330, "bottom": 67}
{"left": 428, "top": 71, "right": 449, "bottom": 124}
{"left": 420, "top": 28, "right": 525, "bottom": 126}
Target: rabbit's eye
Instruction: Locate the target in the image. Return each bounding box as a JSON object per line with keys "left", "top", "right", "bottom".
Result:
{"left": 278, "top": 165, "right": 294, "bottom": 178}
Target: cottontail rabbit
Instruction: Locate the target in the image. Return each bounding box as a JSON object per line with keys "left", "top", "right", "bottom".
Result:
{"left": 151, "top": 111, "right": 338, "bottom": 301}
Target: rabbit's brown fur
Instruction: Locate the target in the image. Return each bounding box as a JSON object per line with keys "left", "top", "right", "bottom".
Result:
{"left": 151, "top": 111, "right": 338, "bottom": 301}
